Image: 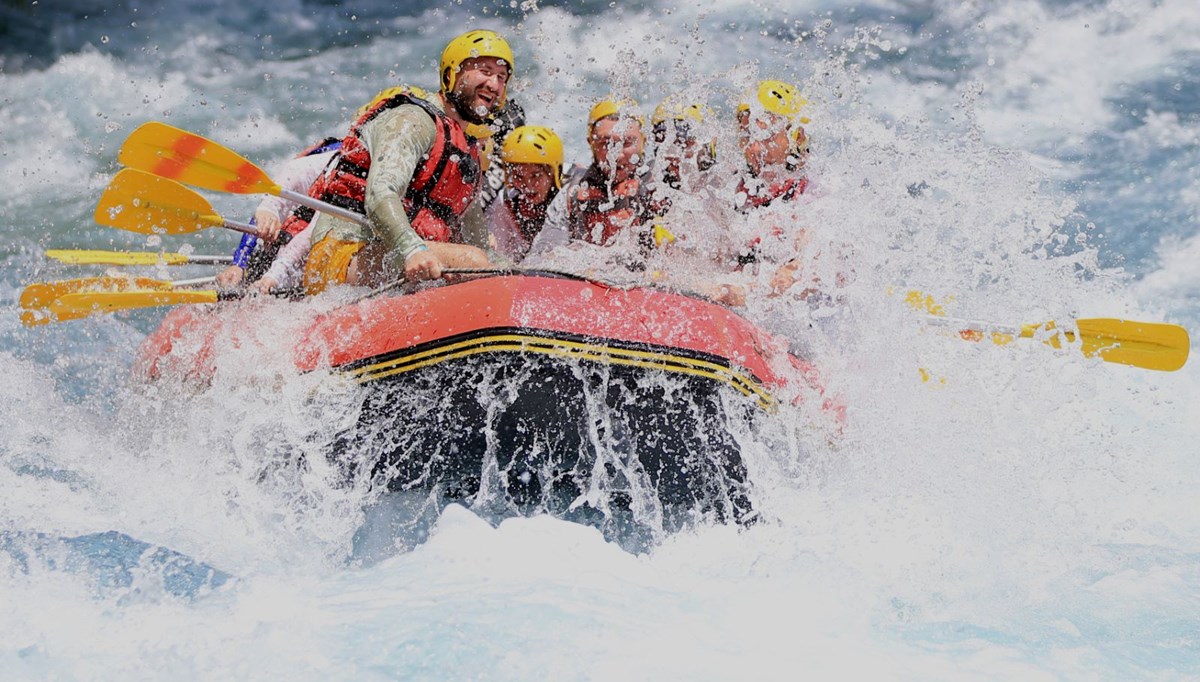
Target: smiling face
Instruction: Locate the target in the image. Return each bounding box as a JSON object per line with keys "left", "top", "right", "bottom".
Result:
{"left": 589, "top": 116, "right": 645, "bottom": 182}
{"left": 446, "top": 56, "right": 510, "bottom": 125}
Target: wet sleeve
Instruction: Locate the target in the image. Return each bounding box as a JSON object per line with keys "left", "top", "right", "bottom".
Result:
{"left": 262, "top": 220, "right": 315, "bottom": 289}
{"left": 360, "top": 106, "right": 438, "bottom": 268}
{"left": 458, "top": 201, "right": 490, "bottom": 252}
{"left": 526, "top": 188, "right": 571, "bottom": 258}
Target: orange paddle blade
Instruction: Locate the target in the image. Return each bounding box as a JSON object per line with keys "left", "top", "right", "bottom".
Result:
{"left": 118, "top": 122, "right": 281, "bottom": 195}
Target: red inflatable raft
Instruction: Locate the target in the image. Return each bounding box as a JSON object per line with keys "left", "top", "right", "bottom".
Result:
{"left": 135, "top": 272, "right": 804, "bottom": 528}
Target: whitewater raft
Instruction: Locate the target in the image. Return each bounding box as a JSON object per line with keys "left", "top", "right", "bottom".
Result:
{"left": 135, "top": 272, "right": 802, "bottom": 526}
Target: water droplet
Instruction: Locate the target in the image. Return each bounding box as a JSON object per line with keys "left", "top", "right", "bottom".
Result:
{"left": 100, "top": 35, "right": 109, "bottom": 44}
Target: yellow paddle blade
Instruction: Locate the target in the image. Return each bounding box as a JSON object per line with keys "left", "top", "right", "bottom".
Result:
{"left": 46, "top": 249, "right": 191, "bottom": 266}
{"left": 118, "top": 121, "right": 282, "bottom": 196}
{"left": 95, "top": 169, "right": 225, "bottom": 234}
{"left": 21, "top": 289, "right": 220, "bottom": 326}
{"left": 20, "top": 276, "right": 175, "bottom": 310}
{"left": 1018, "top": 319, "right": 1190, "bottom": 372}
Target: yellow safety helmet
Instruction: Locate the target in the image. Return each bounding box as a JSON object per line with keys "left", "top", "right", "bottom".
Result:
{"left": 652, "top": 97, "right": 717, "bottom": 170}
{"left": 501, "top": 125, "right": 564, "bottom": 188}
{"left": 587, "top": 98, "right": 641, "bottom": 138}
{"left": 651, "top": 100, "right": 710, "bottom": 125}
{"left": 440, "top": 30, "right": 514, "bottom": 104}
{"left": 738, "top": 79, "right": 811, "bottom": 149}
{"left": 738, "top": 79, "right": 809, "bottom": 121}
{"left": 356, "top": 84, "right": 433, "bottom": 118}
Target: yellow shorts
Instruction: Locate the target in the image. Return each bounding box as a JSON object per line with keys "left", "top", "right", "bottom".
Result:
{"left": 303, "top": 235, "right": 365, "bottom": 296}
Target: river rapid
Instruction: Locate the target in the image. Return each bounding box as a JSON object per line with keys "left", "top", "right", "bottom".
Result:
{"left": 1, "top": 0, "right": 1198, "bottom": 678}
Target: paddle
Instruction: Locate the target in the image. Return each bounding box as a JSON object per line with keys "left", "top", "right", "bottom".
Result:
{"left": 21, "top": 276, "right": 182, "bottom": 310}
{"left": 19, "top": 268, "right": 600, "bottom": 325}
{"left": 20, "top": 275, "right": 217, "bottom": 326}
{"left": 27, "top": 272, "right": 1185, "bottom": 372}
{"left": 118, "top": 122, "right": 367, "bottom": 226}
{"left": 927, "top": 316, "right": 1190, "bottom": 372}
{"left": 95, "top": 168, "right": 260, "bottom": 237}
{"left": 898, "top": 288, "right": 1189, "bottom": 371}
{"left": 21, "top": 289, "right": 225, "bottom": 327}
{"left": 46, "top": 249, "right": 233, "bottom": 266}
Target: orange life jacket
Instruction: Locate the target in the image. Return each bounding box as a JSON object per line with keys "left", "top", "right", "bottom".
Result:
{"left": 282, "top": 89, "right": 481, "bottom": 242}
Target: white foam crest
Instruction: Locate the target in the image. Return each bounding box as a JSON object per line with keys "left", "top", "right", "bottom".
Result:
{"left": 3, "top": 4, "right": 1199, "bottom": 677}
{"left": 212, "top": 115, "right": 304, "bottom": 153}
{"left": 969, "top": 0, "right": 1200, "bottom": 148}
{"left": 1128, "top": 111, "right": 1200, "bottom": 316}
{"left": 1137, "top": 231, "right": 1200, "bottom": 311}
{"left": 1, "top": 297, "right": 385, "bottom": 577}
{"left": 0, "top": 49, "right": 192, "bottom": 209}
{"left": 514, "top": 4, "right": 816, "bottom": 161}
{"left": 103, "top": 299, "right": 378, "bottom": 574}
{"left": 0, "top": 353, "right": 125, "bottom": 535}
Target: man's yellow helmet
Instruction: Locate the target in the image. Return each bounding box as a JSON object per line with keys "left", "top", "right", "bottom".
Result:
{"left": 738, "top": 79, "right": 811, "bottom": 152}
{"left": 440, "top": 30, "right": 514, "bottom": 105}
{"left": 587, "top": 98, "right": 641, "bottom": 138}
{"left": 501, "top": 125, "right": 564, "bottom": 188}
{"left": 355, "top": 85, "right": 434, "bottom": 117}
{"left": 651, "top": 100, "right": 710, "bottom": 125}
{"left": 737, "top": 79, "right": 810, "bottom": 124}
{"left": 651, "top": 98, "right": 717, "bottom": 170}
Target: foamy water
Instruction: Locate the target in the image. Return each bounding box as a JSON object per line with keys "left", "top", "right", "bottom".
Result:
{"left": 2, "top": 0, "right": 1198, "bottom": 678}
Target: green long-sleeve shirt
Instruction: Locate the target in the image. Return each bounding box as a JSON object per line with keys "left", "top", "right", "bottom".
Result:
{"left": 310, "top": 98, "right": 487, "bottom": 269}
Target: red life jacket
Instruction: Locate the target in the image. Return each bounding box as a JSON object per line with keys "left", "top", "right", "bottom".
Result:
{"left": 282, "top": 90, "right": 481, "bottom": 242}
{"left": 733, "top": 174, "right": 807, "bottom": 265}
{"left": 566, "top": 168, "right": 659, "bottom": 245}
{"left": 736, "top": 175, "right": 808, "bottom": 212}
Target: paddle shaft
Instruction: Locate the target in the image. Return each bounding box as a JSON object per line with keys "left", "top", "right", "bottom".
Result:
{"left": 173, "top": 255, "right": 232, "bottom": 265}
{"left": 924, "top": 315, "right": 1021, "bottom": 337}
{"left": 222, "top": 217, "right": 261, "bottom": 237}
{"left": 925, "top": 314, "right": 1189, "bottom": 371}
{"left": 171, "top": 276, "right": 219, "bottom": 288}
{"left": 279, "top": 188, "right": 369, "bottom": 227}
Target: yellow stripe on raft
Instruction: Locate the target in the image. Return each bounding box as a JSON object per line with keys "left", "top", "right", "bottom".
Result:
{"left": 347, "top": 332, "right": 778, "bottom": 411}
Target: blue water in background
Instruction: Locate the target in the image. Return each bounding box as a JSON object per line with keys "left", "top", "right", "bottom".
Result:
{"left": 1, "top": 1, "right": 1198, "bottom": 679}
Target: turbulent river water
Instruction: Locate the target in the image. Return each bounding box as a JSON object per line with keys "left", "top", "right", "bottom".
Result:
{"left": 1, "top": 0, "right": 1198, "bottom": 678}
